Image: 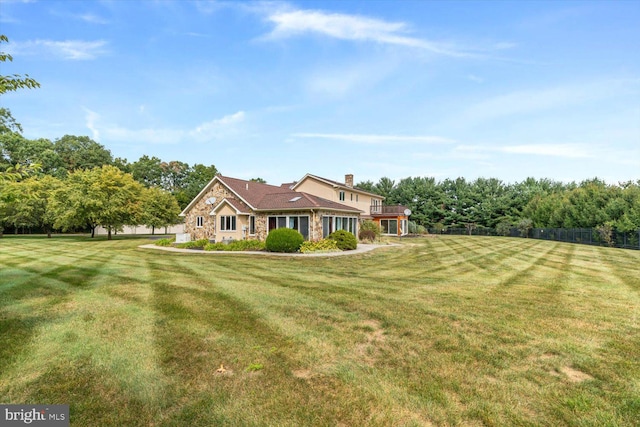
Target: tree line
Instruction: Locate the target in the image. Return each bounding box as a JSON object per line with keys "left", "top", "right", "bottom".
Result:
{"left": 356, "top": 176, "right": 640, "bottom": 233}
{"left": 2, "top": 113, "right": 638, "bottom": 238}
{"left": 0, "top": 110, "right": 218, "bottom": 238}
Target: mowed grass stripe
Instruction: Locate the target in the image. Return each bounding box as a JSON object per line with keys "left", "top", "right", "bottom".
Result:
{"left": 1, "top": 235, "right": 639, "bottom": 426}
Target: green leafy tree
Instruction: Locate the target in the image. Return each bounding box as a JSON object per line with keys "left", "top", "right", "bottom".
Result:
{"left": 51, "top": 166, "right": 144, "bottom": 239}
{"left": 517, "top": 218, "right": 533, "bottom": 237}
{"left": 0, "top": 108, "right": 23, "bottom": 134}
{"left": 250, "top": 177, "right": 266, "bottom": 183}
{"left": 355, "top": 180, "right": 376, "bottom": 193}
{"left": 0, "top": 35, "right": 40, "bottom": 94}
{"left": 53, "top": 135, "right": 113, "bottom": 172}
{"left": 1, "top": 175, "right": 62, "bottom": 237}
{"left": 174, "top": 163, "right": 218, "bottom": 209}
{"left": 374, "top": 177, "right": 395, "bottom": 200}
{"left": 140, "top": 187, "right": 181, "bottom": 234}
{"left": 131, "top": 155, "right": 164, "bottom": 187}
{"left": 391, "top": 176, "right": 444, "bottom": 227}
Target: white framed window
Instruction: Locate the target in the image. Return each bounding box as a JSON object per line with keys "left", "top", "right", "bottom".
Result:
{"left": 322, "top": 215, "right": 358, "bottom": 238}
{"left": 268, "top": 215, "right": 309, "bottom": 240}
{"left": 249, "top": 216, "right": 256, "bottom": 235}
{"left": 196, "top": 216, "right": 204, "bottom": 228}
{"left": 220, "top": 216, "right": 236, "bottom": 231}
{"left": 339, "top": 191, "right": 345, "bottom": 201}
{"left": 380, "top": 219, "right": 398, "bottom": 235}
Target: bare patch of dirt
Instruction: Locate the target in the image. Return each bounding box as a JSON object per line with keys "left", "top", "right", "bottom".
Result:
{"left": 560, "top": 366, "right": 593, "bottom": 383}
{"left": 355, "top": 320, "right": 386, "bottom": 367}
{"left": 292, "top": 369, "right": 315, "bottom": 379}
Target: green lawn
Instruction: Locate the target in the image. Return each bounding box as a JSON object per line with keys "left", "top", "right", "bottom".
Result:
{"left": 1, "top": 235, "right": 639, "bottom": 426}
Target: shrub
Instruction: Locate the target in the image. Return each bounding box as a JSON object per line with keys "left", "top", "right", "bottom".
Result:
{"left": 328, "top": 230, "right": 357, "bottom": 250}
{"left": 299, "top": 239, "right": 340, "bottom": 253}
{"left": 265, "top": 228, "right": 304, "bottom": 253}
{"left": 155, "top": 237, "right": 175, "bottom": 246}
{"left": 358, "top": 229, "right": 377, "bottom": 242}
{"left": 596, "top": 223, "right": 614, "bottom": 247}
{"left": 176, "top": 238, "right": 209, "bottom": 249}
{"left": 496, "top": 220, "right": 513, "bottom": 236}
{"left": 360, "top": 220, "right": 380, "bottom": 237}
{"left": 205, "top": 240, "right": 265, "bottom": 252}
{"left": 517, "top": 218, "right": 533, "bottom": 238}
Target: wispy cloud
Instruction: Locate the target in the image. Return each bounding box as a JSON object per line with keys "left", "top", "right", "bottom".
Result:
{"left": 456, "top": 143, "right": 597, "bottom": 159}
{"left": 189, "top": 111, "right": 245, "bottom": 141}
{"left": 262, "top": 7, "right": 480, "bottom": 58}
{"left": 293, "top": 133, "right": 455, "bottom": 145}
{"left": 8, "top": 39, "right": 108, "bottom": 60}
{"left": 84, "top": 109, "right": 246, "bottom": 144}
{"left": 459, "top": 78, "right": 640, "bottom": 124}
{"left": 75, "top": 13, "right": 109, "bottom": 24}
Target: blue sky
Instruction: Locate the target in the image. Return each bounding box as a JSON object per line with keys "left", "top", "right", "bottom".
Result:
{"left": 2, "top": 0, "right": 639, "bottom": 186}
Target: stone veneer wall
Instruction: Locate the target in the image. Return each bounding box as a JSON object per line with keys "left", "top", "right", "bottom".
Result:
{"left": 184, "top": 182, "right": 237, "bottom": 240}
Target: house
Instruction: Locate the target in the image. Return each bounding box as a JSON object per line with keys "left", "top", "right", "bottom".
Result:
{"left": 180, "top": 173, "right": 409, "bottom": 242}
{"left": 292, "top": 174, "right": 410, "bottom": 236}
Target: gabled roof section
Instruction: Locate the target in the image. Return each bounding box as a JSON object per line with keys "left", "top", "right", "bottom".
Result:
{"left": 291, "top": 173, "right": 384, "bottom": 199}
{"left": 218, "top": 176, "right": 290, "bottom": 208}
{"left": 180, "top": 174, "right": 224, "bottom": 216}
{"left": 210, "top": 198, "right": 252, "bottom": 215}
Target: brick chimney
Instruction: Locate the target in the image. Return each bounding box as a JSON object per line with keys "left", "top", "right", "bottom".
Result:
{"left": 345, "top": 174, "right": 354, "bottom": 188}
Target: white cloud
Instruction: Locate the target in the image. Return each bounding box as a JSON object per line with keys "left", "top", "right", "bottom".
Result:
{"left": 459, "top": 78, "right": 640, "bottom": 124}
{"left": 263, "top": 8, "right": 478, "bottom": 58}
{"left": 456, "top": 143, "right": 596, "bottom": 159}
{"left": 293, "top": 133, "right": 455, "bottom": 145}
{"left": 76, "top": 13, "right": 109, "bottom": 24}
{"left": 83, "top": 108, "right": 101, "bottom": 141}
{"left": 189, "top": 111, "right": 246, "bottom": 141}
{"left": 8, "top": 39, "right": 108, "bottom": 60}
{"left": 84, "top": 110, "right": 246, "bottom": 145}
{"left": 305, "top": 58, "right": 398, "bottom": 97}
{"left": 501, "top": 144, "right": 595, "bottom": 158}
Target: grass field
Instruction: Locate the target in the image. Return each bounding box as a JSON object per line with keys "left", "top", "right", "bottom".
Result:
{"left": 1, "top": 235, "right": 639, "bottom": 426}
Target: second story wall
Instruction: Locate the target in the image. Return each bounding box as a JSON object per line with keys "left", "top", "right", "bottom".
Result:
{"left": 294, "top": 176, "right": 383, "bottom": 216}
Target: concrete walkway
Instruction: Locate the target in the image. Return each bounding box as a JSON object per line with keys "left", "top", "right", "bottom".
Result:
{"left": 138, "top": 243, "right": 396, "bottom": 257}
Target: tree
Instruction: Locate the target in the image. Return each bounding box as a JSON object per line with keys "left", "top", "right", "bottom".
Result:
{"left": 517, "top": 218, "right": 533, "bottom": 237}
{"left": 250, "top": 177, "right": 266, "bottom": 183}
{"left": 0, "top": 108, "right": 23, "bottom": 134}
{"left": 374, "top": 177, "right": 396, "bottom": 201}
{"left": 0, "top": 35, "right": 40, "bottom": 94}
{"left": 1, "top": 176, "right": 62, "bottom": 237}
{"left": 140, "top": 187, "right": 181, "bottom": 234}
{"left": 391, "top": 176, "right": 444, "bottom": 227}
{"left": 160, "top": 160, "right": 190, "bottom": 193}
{"left": 51, "top": 166, "right": 144, "bottom": 239}
{"left": 1, "top": 132, "right": 63, "bottom": 176}
{"left": 131, "top": 155, "right": 164, "bottom": 187}
{"left": 355, "top": 180, "right": 376, "bottom": 193}
{"left": 53, "top": 135, "right": 113, "bottom": 172}
{"left": 174, "top": 163, "right": 218, "bottom": 209}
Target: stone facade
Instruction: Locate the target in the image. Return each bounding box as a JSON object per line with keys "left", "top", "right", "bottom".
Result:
{"left": 184, "top": 182, "right": 236, "bottom": 241}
